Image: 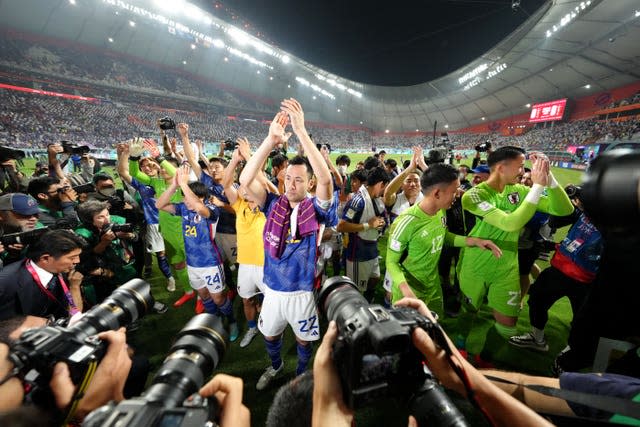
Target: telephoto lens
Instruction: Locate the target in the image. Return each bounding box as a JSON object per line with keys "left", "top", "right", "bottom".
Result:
{"left": 83, "top": 313, "right": 228, "bottom": 427}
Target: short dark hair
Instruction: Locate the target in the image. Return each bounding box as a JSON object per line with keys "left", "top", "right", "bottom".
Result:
{"left": 92, "top": 173, "right": 114, "bottom": 185}
{"left": 384, "top": 159, "right": 397, "bottom": 169}
{"left": 0, "top": 315, "right": 26, "bottom": 345}
{"left": 523, "top": 167, "right": 532, "bottom": 173}
{"left": 208, "top": 157, "right": 228, "bottom": 167}
{"left": 271, "top": 154, "right": 289, "bottom": 169}
{"left": 77, "top": 199, "right": 110, "bottom": 225}
{"left": 26, "top": 230, "right": 86, "bottom": 261}
{"left": 363, "top": 156, "right": 381, "bottom": 170}
{"left": 288, "top": 156, "right": 313, "bottom": 179}
{"left": 366, "top": 166, "right": 391, "bottom": 187}
{"left": 350, "top": 169, "right": 368, "bottom": 184}
{"left": 27, "top": 176, "right": 59, "bottom": 200}
{"left": 487, "top": 146, "right": 526, "bottom": 168}
{"left": 266, "top": 371, "right": 313, "bottom": 427}
{"left": 335, "top": 154, "right": 351, "bottom": 166}
{"left": 420, "top": 163, "right": 458, "bottom": 193}
{"left": 188, "top": 181, "right": 208, "bottom": 199}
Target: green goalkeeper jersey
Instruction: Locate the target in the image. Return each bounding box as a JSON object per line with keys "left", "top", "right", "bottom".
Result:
{"left": 460, "top": 181, "right": 573, "bottom": 265}
{"left": 386, "top": 204, "right": 465, "bottom": 306}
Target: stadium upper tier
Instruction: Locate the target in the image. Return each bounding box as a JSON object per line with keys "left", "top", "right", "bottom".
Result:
{"left": 0, "top": 0, "right": 638, "bottom": 132}
{"left": 1, "top": 87, "right": 637, "bottom": 152}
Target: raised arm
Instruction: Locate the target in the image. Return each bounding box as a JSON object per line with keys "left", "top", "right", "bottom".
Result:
{"left": 384, "top": 147, "right": 418, "bottom": 207}
{"left": 143, "top": 139, "right": 176, "bottom": 178}
{"left": 155, "top": 175, "right": 178, "bottom": 214}
{"left": 177, "top": 123, "right": 202, "bottom": 178}
{"left": 222, "top": 147, "right": 242, "bottom": 205}
{"left": 116, "top": 143, "right": 132, "bottom": 185}
{"left": 239, "top": 112, "right": 288, "bottom": 207}
{"left": 176, "top": 165, "right": 211, "bottom": 218}
{"left": 321, "top": 146, "right": 343, "bottom": 191}
{"left": 280, "top": 98, "right": 332, "bottom": 202}
{"left": 47, "top": 143, "right": 66, "bottom": 180}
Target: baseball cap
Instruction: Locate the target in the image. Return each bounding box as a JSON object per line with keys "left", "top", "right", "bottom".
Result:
{"left": 0, "top": 193, "right": 40, "bottom": 216}
{"left": 471, "top": 165, "right": 490, "bottom": 174}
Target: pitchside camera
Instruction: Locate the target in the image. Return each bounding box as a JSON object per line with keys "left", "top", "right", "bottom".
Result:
{"left": 223, "top": 139, "right": 237, "bottom": 151}
{"left": 316, "top": 276, "right": 468, "bottom": 426}
{"left": 61, "top": 141, "right": 90, "bottom": 155}
{"left": 84, "top": 314, "right": 228, "bottom": 427}
{"left": 9, "top": 279, "right": 153, "bottom": 408}
{"left": 475, "top": 141, "right": 491, "bottom": 152}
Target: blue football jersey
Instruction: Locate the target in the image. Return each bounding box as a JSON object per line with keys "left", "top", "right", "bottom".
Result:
{"left": 173, "top": 202, "right": 222, "bottom": 268}
{"left": 199, "top": 172, "right": 236, "bottom": 234}
{"left": 130, "top": 178, "right": 159, "bottom": 225}
{"left": 263, "top": 195, "right": 336, "bottom": 293}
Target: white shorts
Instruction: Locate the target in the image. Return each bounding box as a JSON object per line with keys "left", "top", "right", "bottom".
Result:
{"left": 382, "top": 270, "right": 393, "bottom": 293}
{"left": 145, "top": 223, "right": 165, "bottom": 253}
{"left": 346, "top": 258, "right": 380, "bottom": 292}
{"left": 215, "top": 233, "right": 237, "bottom": 264}
{"left": 237, "top": 264, "right": 264, "bottom": 298}
{"left": 258, "top": 287, "right": 320, "bottom": 342}
{"left": 187, "top": 265, "right": 225, "bottom": 294}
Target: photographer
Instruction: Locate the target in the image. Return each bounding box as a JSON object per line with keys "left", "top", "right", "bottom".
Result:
{"left": 0, "top": 229, "right": 84, "bottom": 321}
{"left": 0, "top": 193, "right": 44, "bottom": 268}
{"left": 0, "top": 328, "right": 132, "bottom": 424}
{"left": 46, "top": 143, "right": 95, "bottom": 186}
{"left": 27, "top": 176, "right": 79, "bottom": 229}
{"left": 310, "top": 284, "right": 554, "bottom": 427}
{"left": 0, "top": 146, "right": 28, "bottom": 194}
{"left": 75, "top": 200, "right": 138, "bottom": 305}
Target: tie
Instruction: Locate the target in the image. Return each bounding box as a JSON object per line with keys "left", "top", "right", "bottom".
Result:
{"left": 47, "top": 275, "right": 59, "bottom": 290}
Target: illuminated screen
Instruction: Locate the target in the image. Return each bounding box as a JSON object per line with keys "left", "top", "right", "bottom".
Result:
{"left": 529, "top": 99, "right": 567, "bottom": 123}
{"left": 0, "top": 83, "right": 97, "bottom": 102}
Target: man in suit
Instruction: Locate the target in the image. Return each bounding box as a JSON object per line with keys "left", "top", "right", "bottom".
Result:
{"left": 0, "top": 229, "right": 85, "bottom": 321}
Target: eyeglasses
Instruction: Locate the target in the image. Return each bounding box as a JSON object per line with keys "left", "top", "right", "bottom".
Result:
{"left": 13, "top": 212, "right": 39, "bottom": 219}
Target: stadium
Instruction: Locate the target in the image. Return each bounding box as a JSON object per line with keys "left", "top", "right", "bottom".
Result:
{"left": 0, "top": 0, "right": 638, "bottom": 426}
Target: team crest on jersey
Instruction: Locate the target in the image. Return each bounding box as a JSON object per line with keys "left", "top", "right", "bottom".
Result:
{"left": 507, "top": 192, "right": 520, "bottom": 205}
{"left": 193, "top": 214, "right": 202, "bottom": 224}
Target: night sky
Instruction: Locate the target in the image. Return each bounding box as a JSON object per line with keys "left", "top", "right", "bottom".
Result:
{"left": 212, "top": 0, "right": 546, "bottom": 86}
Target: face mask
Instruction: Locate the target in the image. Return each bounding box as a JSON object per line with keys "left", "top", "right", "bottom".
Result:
{"left": 99, "top": 187, "right": 116, "bottom": 197}
{"left": 459, "top": 172, "right": 466, "bottom": 181}
{"left": 338, "top": 165, "right": 348, "bottom": 175}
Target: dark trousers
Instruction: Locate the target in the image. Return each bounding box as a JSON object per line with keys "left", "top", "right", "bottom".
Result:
{"left": 528, "top": 265, "right": 590, "bottom": 330}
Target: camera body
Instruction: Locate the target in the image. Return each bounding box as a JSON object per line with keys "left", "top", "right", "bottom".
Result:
{"left": 0, "top": 146, "right": 25, "bottom": 162}
{"left": 475, "top": 141, "right": 491, "bottom": 152}
{"left": 107, "top": 223, "right": 134, "bottom": 233}
{"left": 223, "top": 139, "right": 237, "bottom": 151}
{"left": 72, "top": 182, "right": 96, "bottom": 194}
{"left": 0, "top": 227, "right": 49, "bottom": 246}
{"left": 158, "top": 117, "right": 176, "bottom": 131}
{"left": 61, "top": 141, "right": 90, "bottom": 155}
{"left": 10, "top": 279, "right": 153, "bottom": 406}
{"left": 84, "top": 314, "right": 227, "bottom": 427}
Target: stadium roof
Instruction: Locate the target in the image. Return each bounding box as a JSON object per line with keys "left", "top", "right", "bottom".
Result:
{"left": 0, "top": 0, "right": 639, "bottom": 132}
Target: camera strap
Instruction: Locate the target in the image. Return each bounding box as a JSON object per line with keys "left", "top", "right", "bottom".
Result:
{"left": 484, "top": 375, "right": 640, "bottom": 420}
{"left": 25, "top": 260, "right": 80, "bottom": 316}
{"left": 62, "top": 358, "right": 98, "bottom": 427}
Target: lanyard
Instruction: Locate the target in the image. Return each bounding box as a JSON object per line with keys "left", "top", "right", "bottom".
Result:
{"left": 25, "top": 260, "right": 79, "bottom": 316}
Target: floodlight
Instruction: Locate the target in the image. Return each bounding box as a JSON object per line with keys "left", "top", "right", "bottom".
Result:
{"left": 282, "top": 55, "right": 290, "bottom": 64}
{"left": 212, "top": 39, "right": 225, "bottom": 48}
{"left": 129, "top": 20, "right": 136, "bottom": 27}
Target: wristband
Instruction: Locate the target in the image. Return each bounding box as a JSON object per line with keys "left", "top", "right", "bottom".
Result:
{"left": 154, "top": 155, "right": 166, "bottom": 163}
{"left": 129, "top": 155, "right": 141, "bottom": 161}
{"left": 362, "top": 223, "right": 370, "bottom": 231}
{"left": 524, "top": 184, "right": 544, "bottom": 205}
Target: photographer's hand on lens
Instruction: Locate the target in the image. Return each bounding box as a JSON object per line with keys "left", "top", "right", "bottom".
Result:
{"left": 59, "top": 187, "right": 78, "bottom": 203}
{"left": 100, "top": 229, "right": 117, "bottom": 243}
{"left": 199, "top": 374, "right": 250, "bottom": 427}
{"left": 312, "top": 320, "right": 354, "bottom": 427}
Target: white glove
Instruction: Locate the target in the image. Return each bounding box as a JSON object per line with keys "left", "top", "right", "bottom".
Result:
{"left": 129, "top": 137, "right": 146, "bottom": 157}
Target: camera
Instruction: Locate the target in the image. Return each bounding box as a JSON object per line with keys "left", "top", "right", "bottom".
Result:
{"left": 0, "top": 145, "right": 26, "bottom": 162}
{"left": 102, "top": 223, "right": 134, "bottom": 234}
{"left": 316, "top": 276, "right": 467, "bottom": 426}
{"left": 581, "top": 148, "right": 640, "bottom": 232}
{"left": 0, "top": 227, "right": 49, "bottom": 246}
{"left": 564, "top": 184, "right": 582, "bottom": 200}
{"left": 72, "top": 182, "right": 95, "bottom": 194}
{"left": 223, "top": 139, "right": 237, "bottom": 151}
{"left": 61, "top": 141, "right": 90, "bottom": 155}
{"left": 475, "top": 141, "right": 491, "bottom": 152}
{"left": 158, "top": 117, "right": 176, "bottom": 131}
{"left": 425, "top": 148, "right": 446, "bottom": 165}
{"left": 316, "top": 143, "right": 332, "bottom": 152}
{"left": 9, "top": 279, "right": 153, "bottom": 406}
{"left": 84, "top": 313, "right": 228, "bottom": 427}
